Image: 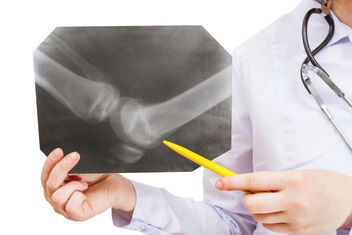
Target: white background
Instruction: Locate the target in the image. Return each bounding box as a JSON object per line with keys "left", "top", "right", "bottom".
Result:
{"left": 0, "top": 0, "right": 300, "bottom": 234}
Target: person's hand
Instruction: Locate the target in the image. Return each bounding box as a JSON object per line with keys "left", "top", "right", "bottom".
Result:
{"left": 215, "top": 169, "right": 352, "bottom": 234}
{"left": 41, "top": 148, "right": 136, "bottom": 221}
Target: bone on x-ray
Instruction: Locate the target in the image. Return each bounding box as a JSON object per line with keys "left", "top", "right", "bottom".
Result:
{"left": 33, "top": 26, "right": 232, "bottom": 173}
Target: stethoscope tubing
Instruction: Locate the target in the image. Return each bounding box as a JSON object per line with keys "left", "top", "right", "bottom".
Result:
{"left": 300, "top": 6, "right": 352, "bottom": 152}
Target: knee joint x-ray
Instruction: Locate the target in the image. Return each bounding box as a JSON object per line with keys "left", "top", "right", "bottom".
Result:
{"left": 33, "top": 26, "right": 231, "bottom": 173}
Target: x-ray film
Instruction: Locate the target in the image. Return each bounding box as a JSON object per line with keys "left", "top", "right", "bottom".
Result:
{"left": 33, "top": 26, "right": 231, "bottom": 173}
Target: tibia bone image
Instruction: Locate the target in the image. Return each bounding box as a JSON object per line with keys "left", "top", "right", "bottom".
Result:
{"left": 109, "top": 66, "right": 231, "bottom": 148}
{"left": 33, "top": 26, "right": 232, "bottom": 173}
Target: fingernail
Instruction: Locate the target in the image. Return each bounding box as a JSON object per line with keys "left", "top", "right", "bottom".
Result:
{"left": 67, "top": 152, "right": 79, "bottom": 161}
{"left": 215, "top": 180, "right": 223, "bottom": 190}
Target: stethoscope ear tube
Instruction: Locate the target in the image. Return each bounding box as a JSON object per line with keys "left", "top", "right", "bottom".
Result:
{"left": 300, "top": 8, "right": 334, "bottom": 94}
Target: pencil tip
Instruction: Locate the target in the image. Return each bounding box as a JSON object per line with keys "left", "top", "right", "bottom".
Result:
{"left": 163, "top": 140, "right": 173, "bottom": 147}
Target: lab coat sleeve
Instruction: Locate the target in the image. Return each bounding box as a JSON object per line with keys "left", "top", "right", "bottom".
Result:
{"left": 111, "top": 52, "right": 257, "bottom": 234}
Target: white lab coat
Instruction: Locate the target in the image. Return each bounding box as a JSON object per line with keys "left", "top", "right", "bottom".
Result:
{"left": 112, "top": 0, "right": 352, "bottom": 234}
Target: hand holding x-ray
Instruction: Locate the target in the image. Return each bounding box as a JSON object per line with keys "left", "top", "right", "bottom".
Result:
{"left": 42, "top": 148, "right": 136, "bottom": 221}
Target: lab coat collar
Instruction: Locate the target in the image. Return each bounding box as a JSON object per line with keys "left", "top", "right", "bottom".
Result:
{"left": 327, "top": 11, "right": 352, "bottom": 48}
{"left": 292, "top": 0, "right": 351, "bottom": 49}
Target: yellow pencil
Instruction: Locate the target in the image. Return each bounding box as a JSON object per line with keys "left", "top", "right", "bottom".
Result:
{"left": 163, "top": 140, "right": 235, "bottom": 177}
{"left": 163, "top": 140, "right": 253, "bottom": 194}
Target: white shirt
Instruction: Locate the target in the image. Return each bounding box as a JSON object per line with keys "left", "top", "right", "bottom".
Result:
{"left": 112, "top": 0, "right": 352, "bottom": 234}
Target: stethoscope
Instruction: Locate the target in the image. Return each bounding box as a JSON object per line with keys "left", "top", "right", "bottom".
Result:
{"left": 300, "top": 0, "right": 352, "bottom": 151}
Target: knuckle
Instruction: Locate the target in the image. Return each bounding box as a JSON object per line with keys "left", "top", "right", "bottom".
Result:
{"left": 46, "top": 183, "right": 56, "bottom": 194}
{"left": 288, "top": 197, "right": 308, "bottom": 212}
{"left": 66, "top": 205, "right": 79, "bottom": 215}
{"left": 48, "top": 155, "right": 56, "bottom": 163}
{"left": 57, "top": 161, "right": 69, "bottom": 172}
{"left": 246, "top": 174, "right": 257, "bottom": 189}
{"left": 51, "top": 192, "right": 62, "bottom": 205}
{"left": 221, "top": 176, "right": 230, "bottom": 186}
{"left": 52, "top": 206, "right": 62, "bottom": 215}
{"left": 285, "top": 172, "right": 304, "bottom": 187}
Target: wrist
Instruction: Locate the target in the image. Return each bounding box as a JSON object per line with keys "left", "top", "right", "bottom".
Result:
{"left": 123, "top": 179, "right": 136, "bottom": 217}
{"left": 110, "top": 175, "right": 136, "bottom": 215}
